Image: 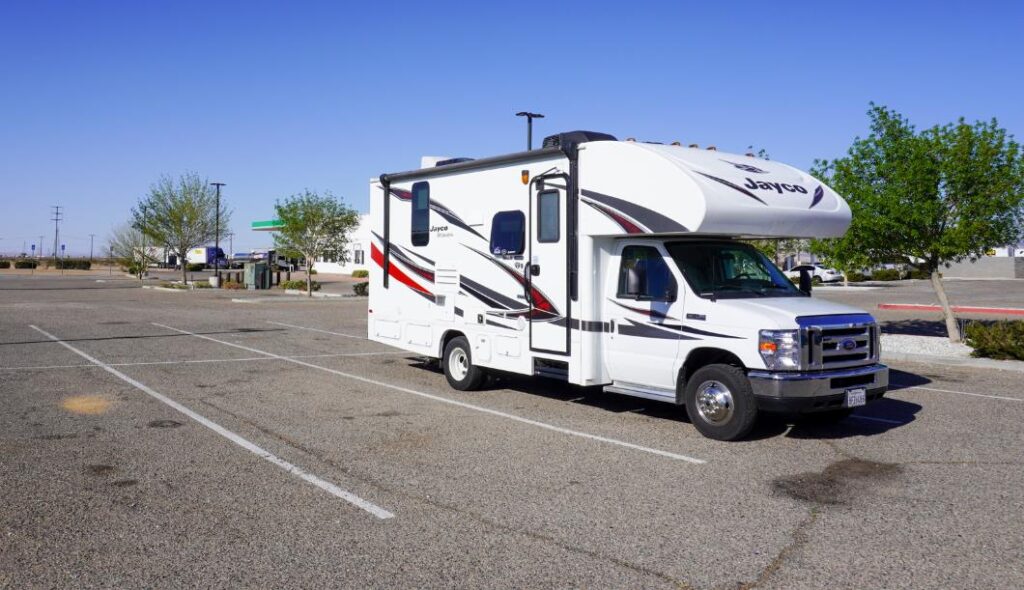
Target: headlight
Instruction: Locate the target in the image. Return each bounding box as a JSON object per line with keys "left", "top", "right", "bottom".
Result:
{"left": 759, "top": 329, "right": 802, "bottom": 370}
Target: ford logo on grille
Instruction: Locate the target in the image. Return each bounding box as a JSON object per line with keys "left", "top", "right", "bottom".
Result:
{"left": 841, "top": 338, "right": 858, "bottom": 351}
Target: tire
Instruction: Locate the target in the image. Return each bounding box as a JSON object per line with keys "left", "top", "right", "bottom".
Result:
{"left": 684, "top": 364, "right": 758, "bottom": 441}
{"left": 442, "top": 336, "right": 486, "bottom": 391}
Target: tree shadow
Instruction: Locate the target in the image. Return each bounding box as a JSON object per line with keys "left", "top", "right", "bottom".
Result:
{"left": 407, "top": 360, "right": 934, "bottom": 440}
{"left": 881, "top": 319, "right": 949, "bottom": 336}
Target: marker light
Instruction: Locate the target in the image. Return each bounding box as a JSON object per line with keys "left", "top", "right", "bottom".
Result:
{"left": 521, "top": 170, "right": 529, "bottom": 185}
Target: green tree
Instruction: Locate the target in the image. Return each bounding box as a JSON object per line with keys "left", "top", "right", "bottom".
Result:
{"left": 273, "top": 190, "right": 359, "bottom": 296}
{"left": 133, "top": 173, "right": 230, "bottom": 284}
{"left": 811, "top": 105, "right": 1024, "bottom": 341}
{"left": 108, "top": 222, "right": 155, "bottom": 279}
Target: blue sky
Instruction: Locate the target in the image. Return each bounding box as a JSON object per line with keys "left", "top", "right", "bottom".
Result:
{"left": 1, "top": 0, "right": 1021, "bottom": 255}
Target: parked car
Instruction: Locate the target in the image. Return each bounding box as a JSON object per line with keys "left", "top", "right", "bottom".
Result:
{"left": 785, "top": 263, "right": 844, "bottom": 283}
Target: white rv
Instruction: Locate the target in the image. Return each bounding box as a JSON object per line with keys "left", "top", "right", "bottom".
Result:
{"left": 367, "top": 132, "right": 888, "bottom": 440}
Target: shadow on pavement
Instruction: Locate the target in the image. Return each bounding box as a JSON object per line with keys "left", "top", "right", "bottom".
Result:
{"left": 409, "top": 360, "right": 933, "bottom": 441}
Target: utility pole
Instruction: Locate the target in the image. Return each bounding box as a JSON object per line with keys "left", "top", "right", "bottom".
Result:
{"left": 89, "top": 234, "right": 95, "bottom": 261}
{"left": 210, "top": 182, "right": 225, "bottom": 284}
{"left": 515, "top": 111, "right": 545, "bottom": 151}
{"left": 51, "top": 205, "right": 63, "bottom": 265}
{"left": 38, "top": 235, "right": 44, "bottom": 258}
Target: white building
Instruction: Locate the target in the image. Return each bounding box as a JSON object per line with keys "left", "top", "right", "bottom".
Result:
{"left": 315, "top": 213, "right": 371, "bottom": 275}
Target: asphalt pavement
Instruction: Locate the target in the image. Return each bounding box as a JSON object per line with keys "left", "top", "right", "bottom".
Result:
{"left": 2, "top": 274, "right": 1022, "bottom": 588}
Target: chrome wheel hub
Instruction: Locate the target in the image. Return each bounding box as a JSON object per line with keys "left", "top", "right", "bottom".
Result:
{"left": 695, "top": 380, "right": 734, "bottom": 425}
{"left": 449, "top": 348, "right": 469, "bottom": 381}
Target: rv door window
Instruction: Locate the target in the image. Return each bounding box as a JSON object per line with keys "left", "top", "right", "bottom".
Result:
{"left": 537, "top": 190, "right": 560, "bottom": 243}
{"left": 617, "top": 245, "right": 677, "bottom": 301}
{"left": 490, "top": 211, "right": 525, "bottom": 255}
{"left": 411, "top": 181, "right": 430, "bottom": 246}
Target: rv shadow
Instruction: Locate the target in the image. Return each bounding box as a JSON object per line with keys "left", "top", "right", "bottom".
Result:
{"left": 408, "top": 361, "right": 930, "bottom": 441}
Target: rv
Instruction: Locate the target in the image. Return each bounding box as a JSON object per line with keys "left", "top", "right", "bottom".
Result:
{"left": 367, "top": 132, "right": 888, "bottom": 441}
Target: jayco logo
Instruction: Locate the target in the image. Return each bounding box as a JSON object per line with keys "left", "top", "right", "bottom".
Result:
{"left": 429, "top": 225, "right": 449, "bottom": 232}
{"left": 743, "top": 178, "right": 808, "bottom": 194}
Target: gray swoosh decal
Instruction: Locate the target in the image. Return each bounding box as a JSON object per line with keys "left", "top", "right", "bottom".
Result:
{"left": 581, "top": 189, "right": 689, "bottom": 233}
{"left": 694, "top": 172, "right": 768, "bottom": 205}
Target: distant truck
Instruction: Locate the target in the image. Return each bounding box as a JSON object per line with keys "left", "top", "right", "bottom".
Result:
{"left": 186, "top": 247, "right": 228, "bottom": 268}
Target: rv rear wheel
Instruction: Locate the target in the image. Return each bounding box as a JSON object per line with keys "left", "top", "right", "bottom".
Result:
{"left": 443, "top": 336, "right": 486, "bottom": 391}
{"left": 684, "top": 364, "right": 757, "bottom": 441}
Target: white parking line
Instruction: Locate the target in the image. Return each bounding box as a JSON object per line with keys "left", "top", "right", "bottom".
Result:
{"left": 891, "top": 382, "right": 1022, "bottom": 403}
{"left": 29, "top": 324, "right": 395, "bottom": 520}
{"left": 267, "top": 320, "right": 366, "bottom": 340}
{"left": 154, "top": 322, "right": 707, "bottom": 465}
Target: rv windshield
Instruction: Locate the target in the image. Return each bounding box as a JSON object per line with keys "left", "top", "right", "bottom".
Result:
{"left": 665, "top": 241, "right": 802, "bottom": 299}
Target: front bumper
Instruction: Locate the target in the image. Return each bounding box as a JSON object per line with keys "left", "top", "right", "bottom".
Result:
{"left": 748, "top": 363, "right": 889, "bottom": 413}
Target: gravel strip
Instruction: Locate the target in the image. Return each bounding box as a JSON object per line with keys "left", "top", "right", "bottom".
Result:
{"left": 882, "top": 333, "right": 973, "bottom": 358}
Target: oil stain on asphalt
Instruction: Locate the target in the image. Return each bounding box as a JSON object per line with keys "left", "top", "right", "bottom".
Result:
{"left": 147, "top": 419, "right": 183, "bottom": 428}
{"left": 773, "top": 458, "right": 902, "bottom": 505}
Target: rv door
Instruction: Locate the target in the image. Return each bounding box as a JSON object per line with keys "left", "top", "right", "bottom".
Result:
{"left": 528, "top": 177, "right": 570, "bottom": 354}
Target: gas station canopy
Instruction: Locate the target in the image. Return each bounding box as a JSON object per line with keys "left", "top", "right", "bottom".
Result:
{"left": 251, "top": 220, "right": 283, "bottom": 231}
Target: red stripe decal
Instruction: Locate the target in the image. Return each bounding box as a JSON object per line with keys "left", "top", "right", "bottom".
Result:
{"left": 372, "top": 243, "right": 433, "bottom": 296}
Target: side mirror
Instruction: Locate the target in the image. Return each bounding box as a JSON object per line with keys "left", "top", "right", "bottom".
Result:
{"left": 798, "top": 268, "right": 813, "bottom": 295}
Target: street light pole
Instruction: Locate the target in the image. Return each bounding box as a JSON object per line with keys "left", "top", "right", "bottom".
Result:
{"left": 515, "top": 111, "right": 545, "bottom": 151}
{"left": 89, "top": 234, "right": 95, "bottom": 261}
{"left": 210, "top": 182, "right": 226, "bottom": 284}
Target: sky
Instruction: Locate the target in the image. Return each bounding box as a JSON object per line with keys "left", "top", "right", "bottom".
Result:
{"left": 1, "top": 0, "right": 1022, "bottom": 256}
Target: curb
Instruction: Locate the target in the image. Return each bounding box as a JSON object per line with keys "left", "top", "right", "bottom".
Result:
{"left": 882, "top": 351, "right": 1024, "bottom": 373}
{"left": 142, "top": 285, "right": 190, "bottom": 293}
{"left": 879, "top": 303, "right": 1024, "bottom": 316}
{"left": 284, "top": 289, "right": 345, "bottom": 298}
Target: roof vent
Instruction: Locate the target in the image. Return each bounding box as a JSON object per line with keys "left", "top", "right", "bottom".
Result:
{"left": 688, "top": 143, "right": 699, "bottom": 148}
{"left": 706, "top": 145, "right": 717, "bottom": 151}
{"left": 541, "top": 130, "right": 618, "bottom": 150}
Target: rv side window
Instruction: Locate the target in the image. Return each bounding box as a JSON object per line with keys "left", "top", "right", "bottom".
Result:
{"left": 617, "top": 245, "right": 677, "bottom": 302}
{"left": 537, "top": 190, "right": 559, "bottom": 243}
{"left": 490, "top": 211, "right": 525, "bottom": 255}
{"left": 411, "top": 181, "right": 430, "bottom": 246}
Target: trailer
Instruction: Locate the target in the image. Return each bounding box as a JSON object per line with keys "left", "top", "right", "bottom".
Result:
{"left": 186, "top": 247, "right": 227, "bottom": 268}
{"left": 367, "top": 131, "right": 888, "bottom": 440}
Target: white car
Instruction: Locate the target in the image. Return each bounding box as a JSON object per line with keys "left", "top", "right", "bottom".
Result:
{"left": 785, "top": 263, "right": 844, "bottom": 283}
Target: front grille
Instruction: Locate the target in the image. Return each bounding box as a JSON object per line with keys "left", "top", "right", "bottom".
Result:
{"left": 801, "top": 317, "right": 880, "bottom": 371}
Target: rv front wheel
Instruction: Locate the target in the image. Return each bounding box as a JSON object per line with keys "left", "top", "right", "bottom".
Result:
{"left": 443, "top": 336, "right": 486, "bottom": 391}
{"left": 684, "top": 364, "right": 757, "bottom": 441}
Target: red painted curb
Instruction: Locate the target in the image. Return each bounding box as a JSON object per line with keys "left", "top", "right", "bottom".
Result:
{"left": 878, "top": 303, "right": 1024, "bottom": 316}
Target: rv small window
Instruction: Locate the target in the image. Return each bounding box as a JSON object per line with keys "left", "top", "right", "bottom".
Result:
{"left": 490, "top": 211, "right": 525, "bottom": 256}
{"left": 537, "top": 190, "right": 559, "bottom": 243}
{"left": 617, "top": 245, "right": 677, "bottom": 302}
{"left": 411, "top": 181, "right": 430, "bottom": 246}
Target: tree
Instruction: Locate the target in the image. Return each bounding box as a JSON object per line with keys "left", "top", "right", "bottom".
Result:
{"left": 273, "top": 190, "right": 359, "bottom": 296}
{"left": 132, "top": 173, "right": 230, "bottom": 284}
{"left": 108, "top": 222, "right": 155, "bottom": 279}
{"left": 810, "top": 105, "right": 1024, "bottom": 342}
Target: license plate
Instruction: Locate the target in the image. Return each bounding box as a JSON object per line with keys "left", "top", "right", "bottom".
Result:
{"left": 845, "top": 387, "right": 866, "bottom": 407}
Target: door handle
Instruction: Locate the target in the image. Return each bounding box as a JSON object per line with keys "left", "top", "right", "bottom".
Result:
{"left": 530, "top": 264, "right": 540, "bottom": 276}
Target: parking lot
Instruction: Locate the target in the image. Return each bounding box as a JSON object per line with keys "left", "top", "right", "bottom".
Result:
{"left": 2, "top": 275, "right": 1023, "bottom": 588}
